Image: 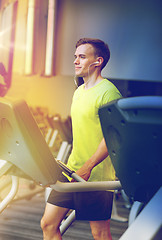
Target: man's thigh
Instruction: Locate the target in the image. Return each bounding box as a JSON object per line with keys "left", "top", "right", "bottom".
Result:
{"left": 42, "top": 202, "right": 70, "bottom": 227}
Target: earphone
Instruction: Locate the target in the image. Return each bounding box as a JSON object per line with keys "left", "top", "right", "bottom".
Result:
{"left": 90, "top": 61, "right": 99, "bottom": 65}
{"left": 74, "top": 76, "right": 78, "bottom": 87}
{"left": 88, "top": 61, "right": 100, "bottom": 72}
{"left": 74, "top": 61, "right": 100, "bottom": 88}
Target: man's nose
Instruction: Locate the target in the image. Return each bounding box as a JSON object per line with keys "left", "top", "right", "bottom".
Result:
{"left": 74, "top": 58, "right": 79, "bottom": 64}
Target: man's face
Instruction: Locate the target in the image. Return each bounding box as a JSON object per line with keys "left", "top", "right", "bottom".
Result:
{"left": 74, "top": 44, "right": 97, "bottom": 78}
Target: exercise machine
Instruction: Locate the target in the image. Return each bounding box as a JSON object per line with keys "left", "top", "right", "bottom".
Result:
{"left": 0, "top": 97, "right": 121, "bottom": 233}
{"left": 0, "top": 96, "right": 162, "bottom": 239}
{"left": 99, "top": 96, "right": 162, "bottom": 239}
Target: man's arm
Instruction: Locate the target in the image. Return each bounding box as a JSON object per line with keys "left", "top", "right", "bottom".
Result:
{"left": 72, "top": 138, "right": 108, "bottom": 181}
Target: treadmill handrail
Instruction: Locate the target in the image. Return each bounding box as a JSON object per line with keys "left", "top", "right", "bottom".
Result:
{"left": 0, "top": 160, "right": 13, "bottom": 177}
{"left": 51, "top": 180, "right": 122, "bottom": 193}
{"left": 0, "top": 176, "right": 19, "bottom": 213}
{"left": 118, "top": 96, "right": 162, "bottom": 110}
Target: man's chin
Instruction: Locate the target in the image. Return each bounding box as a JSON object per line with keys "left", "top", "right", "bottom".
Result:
{"left": 75, "top": 71, "right": 85, "bottom": 77}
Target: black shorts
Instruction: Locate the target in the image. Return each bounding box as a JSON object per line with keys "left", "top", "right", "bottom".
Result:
{"left": 47, "top": 173, "right": 114, "bottom": 221}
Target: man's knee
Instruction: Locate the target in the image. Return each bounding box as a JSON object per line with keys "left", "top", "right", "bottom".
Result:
{"left": 40, "top": 203, "right": 70, "bottom": 239}
{"left": 40, "top": 216, "right": 48, "bottom": 231}
{"left": 40, "top": 215, "right": 58, "bottom": 236}
{"left": 90, "top": 220, "right": 112, "bottom": 240}
{"left": 91, "top": 227, "right": 108, "bottom": 240}
{"left": 91, "top": 228, "right": 102, "bottom": 240}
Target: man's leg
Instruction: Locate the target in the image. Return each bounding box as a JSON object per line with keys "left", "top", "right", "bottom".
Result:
{"left": 41, "top": 202, "right": 69, "bottom": 240}
{"left": 90, "top": 219, "right": 112, "bottom": 240}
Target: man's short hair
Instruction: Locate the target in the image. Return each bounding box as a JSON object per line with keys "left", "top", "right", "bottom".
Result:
{"left": 76, "top": 38, "right": 110, "bottom": 70}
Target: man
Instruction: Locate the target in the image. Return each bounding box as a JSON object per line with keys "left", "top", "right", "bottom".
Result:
{"left": 41, "top": 38, "right": 121, "bottom": 240}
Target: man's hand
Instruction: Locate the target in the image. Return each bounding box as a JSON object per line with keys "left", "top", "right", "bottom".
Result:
{"left": 71, "top": 163, "right": 91, "bottom": 182}
{"left": 71, "top": 138, "right": 109, "bottom": 182}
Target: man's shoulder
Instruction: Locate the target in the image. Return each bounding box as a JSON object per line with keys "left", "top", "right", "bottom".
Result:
{"left": 102, "top": 78, "right": 115, "bottom": 87}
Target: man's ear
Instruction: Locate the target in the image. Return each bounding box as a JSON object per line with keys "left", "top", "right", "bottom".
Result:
{"left": 96, "top": 57, "right": 104, "bottom": 66}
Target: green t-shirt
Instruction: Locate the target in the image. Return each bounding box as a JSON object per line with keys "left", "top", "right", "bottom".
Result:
{"left": 67, "top": 79, "right": 122, "bottom": 182}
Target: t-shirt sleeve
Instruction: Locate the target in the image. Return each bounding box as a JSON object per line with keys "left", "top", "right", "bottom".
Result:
{"left": 102, "top": 86, "right": 122, "bottom": 106}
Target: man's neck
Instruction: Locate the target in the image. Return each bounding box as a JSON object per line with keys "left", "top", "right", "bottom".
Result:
{"left": 83, "top": 73, "right": 104, "bottom": 90}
